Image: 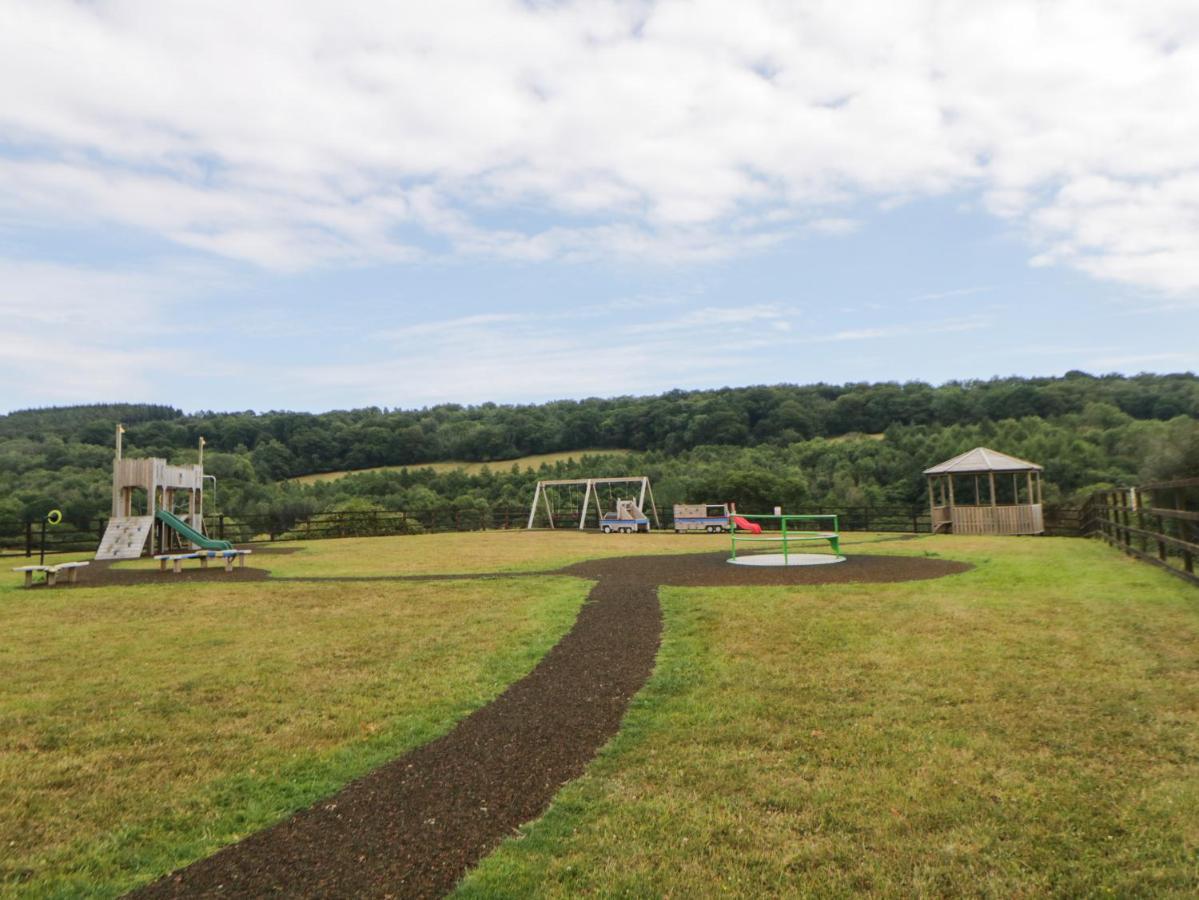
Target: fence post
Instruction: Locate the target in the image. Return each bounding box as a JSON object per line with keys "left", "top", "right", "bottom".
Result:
{"left": 863, "top": 507, "right": 870, "bottom": 531}
{"left": 25, "top": 521, "right": 32, "bottom": 558}
{"left": 1180, "top": 489, "right": 1194, "bottom": 575}
{"left": 219, "top": 515, "right": 226, "bottom": 540}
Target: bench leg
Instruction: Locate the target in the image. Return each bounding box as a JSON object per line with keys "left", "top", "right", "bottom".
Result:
{"left": 24, "top": 571, "right": 32, "bottom": 588}
{"left": 224, "top": 557, "right": 234, "bottom": 573}
{"left": 199, "top": 556, "right": 208, "bottom": 569}
{"left": 47, "top": 571, "right": 58, "bottom": 587}
{"left": 159, "top": 558, "right": 168, "bottom": 572}
{"left": 172, "top": 560, "right": 183, "bottom": 574}
{"left": 238, "top": 554, "right": 246, "bottom": 569}
{"left": 68, "top": 568, "right": 79, "bottom": 584}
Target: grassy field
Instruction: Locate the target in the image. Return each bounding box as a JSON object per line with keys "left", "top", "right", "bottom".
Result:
{"left": 3, "top": 532, "right": 1197, "bottom": 896}
{"left": 291, "top": 448, "right": 631, "bottom": 484}
{"left": 0, "top": 558, "right": 588, "bottom": 896}
{"left": 459, "top": 536, "right": 1199, "bottom": 897}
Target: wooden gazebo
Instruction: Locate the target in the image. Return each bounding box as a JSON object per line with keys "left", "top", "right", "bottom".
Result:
{"left": 924, "top": 447, "right": 1044, "bottom": 535}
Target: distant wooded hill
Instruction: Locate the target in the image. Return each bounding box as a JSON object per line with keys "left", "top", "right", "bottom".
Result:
{"left": 2, "top": 373, "right": 1195, "bottom": 526}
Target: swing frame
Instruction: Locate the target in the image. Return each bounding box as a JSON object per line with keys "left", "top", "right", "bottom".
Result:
{"left": 526, "top": 477, "right": 661, "bottom": 531}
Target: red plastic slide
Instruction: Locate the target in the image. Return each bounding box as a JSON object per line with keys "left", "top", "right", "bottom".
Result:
{"left": 731, "top": 516, "right": 762, "bottom": 534}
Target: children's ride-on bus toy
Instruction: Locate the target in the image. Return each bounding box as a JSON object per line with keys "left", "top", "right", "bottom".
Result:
{"left": 600, "top": 499, "right": 651, "bottom": 533}
{"left": 673, "top": 503, "right": 732, "bottom": 533}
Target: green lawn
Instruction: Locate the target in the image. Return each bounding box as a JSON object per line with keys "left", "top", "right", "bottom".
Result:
{"left": 459, "top": 536, "right": 1199, "bottom": 897}
{"left": 3, "top": 533, "right": 1197, "bottom": 897}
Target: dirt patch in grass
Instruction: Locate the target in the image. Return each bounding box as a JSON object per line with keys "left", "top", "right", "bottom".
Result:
{"left": 18, "top": 557, "right": 270, "bottom": 589}
{"left": 128, "top": 551, "right": 968, "bottom": 898}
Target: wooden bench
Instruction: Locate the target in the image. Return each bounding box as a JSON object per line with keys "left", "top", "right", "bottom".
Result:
{"left": 12, "top": 561, "right": 90, "bottom": 588}
{"left": 154, "top": 549, "right": 252, "bottom": 574}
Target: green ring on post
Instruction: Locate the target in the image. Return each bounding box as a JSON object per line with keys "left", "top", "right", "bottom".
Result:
{"left": 46, "top": 509, "right": 63, "bottom": 526}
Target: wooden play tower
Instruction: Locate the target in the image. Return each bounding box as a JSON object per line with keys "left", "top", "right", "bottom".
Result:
{"left": 925, "top": 447, "right": 1045, "bottom": 535}
{"left": 96, "top": 425, "right": 213, "bottom": 559}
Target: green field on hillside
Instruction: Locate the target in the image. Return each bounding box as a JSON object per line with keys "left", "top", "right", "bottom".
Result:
{"left": 291, "top": 448, "right": 632, "bottom": 484}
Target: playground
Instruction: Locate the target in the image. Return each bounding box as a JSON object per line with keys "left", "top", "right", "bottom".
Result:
{"left": 2, "top": 528, "right": 1198, "bottom": 897}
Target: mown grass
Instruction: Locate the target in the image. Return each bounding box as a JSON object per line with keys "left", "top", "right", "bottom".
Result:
{"left": 291, "top": 448, "right": 631, "bottom": 484}
{"left": 0, "top": 574, "right": 588, "bottom": 897}
{"left": 188, "top": 529, "right": 735, "bottom": 578}
{"left": 458, "top": 536, "right": 1199, "bottom": 897}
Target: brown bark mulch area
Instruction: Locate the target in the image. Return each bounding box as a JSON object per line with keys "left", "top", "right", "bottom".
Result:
{"left": 557, "top": 550, "right": 972, "bottom": 586}
{"left": 128, "top": 550, "right": 969, "bottom": 899}
{"left": 52, "top": 558, "right": 271, "bottom": 588}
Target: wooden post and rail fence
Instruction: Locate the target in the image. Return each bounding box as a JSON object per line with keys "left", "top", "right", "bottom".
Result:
{"left": 1083, "top": 477, "right": 1199, "bottom": 587}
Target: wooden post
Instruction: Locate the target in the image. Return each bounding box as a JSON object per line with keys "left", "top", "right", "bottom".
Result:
{"left": 646, "top": 480, "right": 662, "bottom": 529}
{"left": 1121, "top": 489, "right": 1132, "bottom": 551}
{"left": 1178, "top": 489, "right": 1193, "bottom": 575}
{"left": 579, "top": 480, "right": 593, "bottom": 531}
{"left": 526, "top": 483, "right": 542, "bottom": 529}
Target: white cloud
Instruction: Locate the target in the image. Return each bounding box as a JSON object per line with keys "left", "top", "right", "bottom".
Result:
{"left": 0, "top": 258, "right": 217, "bottom": 405}
{"left": 0, "top": 0, "right": 1197, "bottom": 294}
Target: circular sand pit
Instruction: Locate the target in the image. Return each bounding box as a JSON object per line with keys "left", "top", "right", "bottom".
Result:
{"left": 728, "top": 552, "right": 845, "bottom": 567}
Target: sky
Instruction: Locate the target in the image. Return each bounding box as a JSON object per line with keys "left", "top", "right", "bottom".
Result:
{"left": 1, "top": 0, "right": 1197, "bottom": 414}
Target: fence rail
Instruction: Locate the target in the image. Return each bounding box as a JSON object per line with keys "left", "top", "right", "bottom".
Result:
{"left": 0, "top": 502, "right": 1090, "bottom": 559}
{"left": 1085, "top": 479, "right": 1198, "bottom": 587}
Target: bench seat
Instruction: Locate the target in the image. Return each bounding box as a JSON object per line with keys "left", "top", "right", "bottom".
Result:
{"left": 12, "top": 561, "right": 90, "bottom": 587}
{"left": 154, "top": 549, "right": 252, "bottom": 573}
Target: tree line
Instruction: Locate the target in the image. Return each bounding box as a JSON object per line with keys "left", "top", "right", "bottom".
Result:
{"left": 0, "top": 372, "right": 1195, "bottom": 529}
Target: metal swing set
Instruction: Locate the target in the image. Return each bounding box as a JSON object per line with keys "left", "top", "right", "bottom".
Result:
{"left": 526, "top": 476, "right": 661, "bottom": 532}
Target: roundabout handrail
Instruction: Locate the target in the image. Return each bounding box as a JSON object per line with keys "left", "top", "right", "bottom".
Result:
{"left": 729, "top": 513, "right": 841, "bottom": 563}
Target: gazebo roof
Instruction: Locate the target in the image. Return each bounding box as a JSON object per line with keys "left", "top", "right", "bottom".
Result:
{"left": 923, "top": 446, "right": 1043, "bottom": 475}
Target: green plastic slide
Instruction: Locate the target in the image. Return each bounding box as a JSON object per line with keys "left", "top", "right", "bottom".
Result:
{"left": 155, "top": 509, "right": 233, "bottom": 551}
